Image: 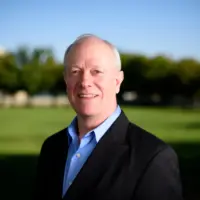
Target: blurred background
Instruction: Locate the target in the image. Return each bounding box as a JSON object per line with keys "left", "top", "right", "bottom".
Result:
{"left": 0, "top": 0, "right": 199, "bottom": 199}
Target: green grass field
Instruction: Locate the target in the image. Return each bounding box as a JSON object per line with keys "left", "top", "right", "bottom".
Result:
{"left": 0, "top": 106, "right": 200, "bottom": 154}
{"left": 0, "top": 106, "right": 200, "bottom": 200}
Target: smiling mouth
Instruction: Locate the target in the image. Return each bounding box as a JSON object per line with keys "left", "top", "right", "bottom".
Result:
{"left": 78, "top": 94, "right": 98, "bottom": 98}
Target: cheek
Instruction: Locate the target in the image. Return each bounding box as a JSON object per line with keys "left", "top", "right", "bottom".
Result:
{"left": 96, "top": 77, "right": 116, "bottom": 96}
{"left": 94, "top": 77, "right": 107, "bottom": 91}
{"left": 66, "top": 80, "right": 77, "bottom": 94}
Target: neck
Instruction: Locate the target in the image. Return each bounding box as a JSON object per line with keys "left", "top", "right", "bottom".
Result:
{"left": 77, "top": 104, "right": 118, "bottom": 139}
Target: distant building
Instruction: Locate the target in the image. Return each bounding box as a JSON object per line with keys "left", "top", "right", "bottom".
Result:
{"left": 0, "top": 47, "right": 6, "bottom": 57}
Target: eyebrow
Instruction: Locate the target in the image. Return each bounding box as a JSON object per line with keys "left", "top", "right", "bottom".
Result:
{"left": 69, "top": 64, "right": 104, "bottom": 69}
{"left": 69, "top": 64, "right": 80, "bottom": 68}
{"left": 91, "top": 65, "right": 102, "bottom": 68}
{"left": 68, "top": 65, "right": 82, "bottom": 70}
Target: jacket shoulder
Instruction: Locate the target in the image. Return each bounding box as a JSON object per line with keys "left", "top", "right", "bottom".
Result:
{"left": 126, "top": 122, "right": 173, "bottom": 159}
{"left": 39, "top": 128, "right": 67, "bottom": 153}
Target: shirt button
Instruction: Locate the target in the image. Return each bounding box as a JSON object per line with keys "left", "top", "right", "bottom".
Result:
{"left": 76, "top": 153, "right": 81, "bottom": 158}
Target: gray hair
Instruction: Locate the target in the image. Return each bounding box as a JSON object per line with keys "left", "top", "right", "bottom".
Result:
{"left": 64, "top": 34, "right": 121, "bottom": 71}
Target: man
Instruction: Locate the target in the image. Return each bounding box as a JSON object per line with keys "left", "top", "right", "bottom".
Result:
{"left": 34, "top": 34, "right": 183, "bottom": 200}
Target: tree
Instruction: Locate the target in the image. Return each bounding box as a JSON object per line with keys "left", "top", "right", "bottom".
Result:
{"left": 176, "top": 58, "right": 200, "bottom": 97}
{"left": 0, "top": 53, "right": 19, "bottom": 93}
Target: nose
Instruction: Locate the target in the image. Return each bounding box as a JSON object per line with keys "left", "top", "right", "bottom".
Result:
{"left": 79, "top": 71, "right": 92, "bottom": 88}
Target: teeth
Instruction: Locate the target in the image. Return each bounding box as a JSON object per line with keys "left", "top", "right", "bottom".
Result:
{"left": 79, "top": 94, "right": 96, "bottom": 98}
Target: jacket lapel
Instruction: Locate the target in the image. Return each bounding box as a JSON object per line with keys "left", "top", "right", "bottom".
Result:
{"left": 63, "top": 111, "right": 130, "bottom": 200}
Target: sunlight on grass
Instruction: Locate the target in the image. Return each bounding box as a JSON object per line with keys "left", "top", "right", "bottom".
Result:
{"left": 0, "top": 106, "right": 200, "bottom": 154}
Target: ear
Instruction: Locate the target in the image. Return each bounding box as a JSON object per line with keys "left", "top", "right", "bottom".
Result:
{"left": 116, "top": 70, "right": 124, "bottom": 94}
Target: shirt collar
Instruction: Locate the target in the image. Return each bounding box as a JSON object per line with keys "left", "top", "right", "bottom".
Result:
{"left": 67, "top": 105, "right": 121, "bottom": 143}
{"left": 92, "top": 105, "right": 121, "bottom": 142}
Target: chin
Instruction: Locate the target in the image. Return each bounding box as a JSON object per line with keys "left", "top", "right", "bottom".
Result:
{"left": 73, "top": 105, "right": 97, "bottom": 116}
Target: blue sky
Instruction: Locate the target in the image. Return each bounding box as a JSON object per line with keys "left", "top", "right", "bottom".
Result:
{"left": 0, "top": 0, "right": 199, "bottom": 61}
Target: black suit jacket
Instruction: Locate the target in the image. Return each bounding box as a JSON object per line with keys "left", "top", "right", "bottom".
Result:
{"left": 33, "top": 111, "right": 183, "bottom": 200}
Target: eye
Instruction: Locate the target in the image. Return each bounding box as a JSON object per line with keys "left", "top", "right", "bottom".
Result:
{"left": 71, "top": 69, "right": 79, "bottom": 74}
{"left": 93, "top": 70, "right": 103, "bottom": 74}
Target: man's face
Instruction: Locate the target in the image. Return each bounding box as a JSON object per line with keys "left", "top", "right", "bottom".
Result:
{"left": 64, "top": 38, "right": 123, "bottom": 118}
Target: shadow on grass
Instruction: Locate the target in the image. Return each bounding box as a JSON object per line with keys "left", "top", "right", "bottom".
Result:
{"left": 0, "top": 154, "right": 38, "bottom": 200}
{"left": 185, "top": 122, "right": 200, "bottom": 130}
{"left": 0, "top": 142, "right": 200, "bottom": 200}
{"left": 170, "top": 142, "right": 200, "bottom": 200}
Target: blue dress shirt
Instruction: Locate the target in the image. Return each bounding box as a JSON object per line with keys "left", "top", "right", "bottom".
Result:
{"left": 62, "top": 105, "right": 121, "bottom": 197}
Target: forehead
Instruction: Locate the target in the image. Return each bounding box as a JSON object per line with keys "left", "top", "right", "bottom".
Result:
{"left": 65, "top": 38, "right": 116, "bottom": 67}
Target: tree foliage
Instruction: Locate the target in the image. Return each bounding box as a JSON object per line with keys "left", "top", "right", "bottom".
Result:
{"left": 0, "top": 46, "right": 200, "bottom": 105}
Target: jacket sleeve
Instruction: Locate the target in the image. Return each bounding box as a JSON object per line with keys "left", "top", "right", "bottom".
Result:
{"left": 134, "top": 146, "right": 183, "bottom": 200}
